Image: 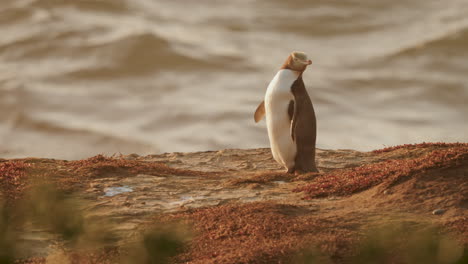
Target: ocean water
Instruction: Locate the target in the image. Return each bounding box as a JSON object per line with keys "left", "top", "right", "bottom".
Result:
{"left": 1, "top": 0, "right": 467, "bottom": 159}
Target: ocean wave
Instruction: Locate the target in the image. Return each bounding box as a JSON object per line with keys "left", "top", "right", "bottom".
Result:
{"left": 28, "top": 0, "right": 130, "bottom": 13}
{"left": 61, "top": 32, "right": 228, "bottom": 79}
{"left": 0, "top": 5, "right": 34, "bottom": 24}
{"left": 7, "top": 112, "right": 154, "bottom": 151}
{"left": 0, "top": 30, "right": 228, "bottom": 79}
{"left": 376, "top": 26, "right": 468, "bottom": 61}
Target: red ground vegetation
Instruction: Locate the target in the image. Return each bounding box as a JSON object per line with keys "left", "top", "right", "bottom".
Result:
{"left": 0, "top": 160, "right": 30, "bottom": 199}
{"left": 372, "top": 142, "right": 466, "bottom": 154}
{"left": 295, "top": 144, "right": 468, "bottom": 199}
{"left": 170, "top": 202, "right": 355, "bottom": 264}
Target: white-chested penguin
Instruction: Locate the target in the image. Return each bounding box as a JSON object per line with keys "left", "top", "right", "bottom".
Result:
{"left": 254, "top": 51, "right": 318, "bottom": 174}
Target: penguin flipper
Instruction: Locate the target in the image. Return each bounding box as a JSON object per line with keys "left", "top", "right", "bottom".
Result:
{"left": 254, "top": 101, "right": 266, "bottom": 123}
{"left": 288, "top": 100, "right": 296, "bottom": 141}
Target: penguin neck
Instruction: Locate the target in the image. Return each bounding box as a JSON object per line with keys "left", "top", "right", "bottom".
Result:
{"left": 279, "top": 67, "right": 302, "bottom": 79}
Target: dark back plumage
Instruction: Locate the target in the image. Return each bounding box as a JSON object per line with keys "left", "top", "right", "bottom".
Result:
{"left": 290, "top": 76, "right": 318, "bottom": 173}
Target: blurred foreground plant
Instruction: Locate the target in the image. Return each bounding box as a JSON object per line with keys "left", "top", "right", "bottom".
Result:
{"left": 0, "top": 183, "right": 189, "bottom": 264}
{"left": 0, "top": 201, "right": 16, "bottom": 264}
{"left": 21, "top": 183, "right": 117, "bottom": 249}
{"left": 352, "top": 222, "right": 465, "bottom": 264}
{"left": 121, "top": 223, "right": 190, "bottom": 264}
{"left": 298, "top": 220, "right": 466, "bottom": 264}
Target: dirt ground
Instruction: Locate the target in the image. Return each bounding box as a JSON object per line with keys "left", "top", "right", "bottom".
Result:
{"left": 1, "top": 143, "right": 467, "bottom": 263}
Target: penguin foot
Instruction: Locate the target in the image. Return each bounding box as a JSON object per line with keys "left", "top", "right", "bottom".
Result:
{"left": 294, "top": 168, "right": 319, "bottom": 175}
{"left": 286, "top": 168, "right": 295, "bottom": 174}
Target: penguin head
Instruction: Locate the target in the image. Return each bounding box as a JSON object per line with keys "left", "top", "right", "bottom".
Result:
{"left": 284, "top": 51, "right": 312, "bottom": 72}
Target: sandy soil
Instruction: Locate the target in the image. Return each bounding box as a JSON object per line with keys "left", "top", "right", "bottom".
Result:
{"left": 1, "top": 143, "right": 466, "bottom": 263}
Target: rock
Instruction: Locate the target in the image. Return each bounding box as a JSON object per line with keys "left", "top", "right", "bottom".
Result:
{"left": 383, "top": 190, "right": 390, "bottom": 195}
{"left": 432, "top": 209, "right": 445, "bottom": 215}
{"left": 247, "top": 183, "right": 261, "bottom": 189}
{"left": 125, "top": 153, "right": 140, "bottom": 160}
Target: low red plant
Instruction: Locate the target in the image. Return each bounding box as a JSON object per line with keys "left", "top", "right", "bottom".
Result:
{"left": 295, "top": 144, "right": 468, "bottom": 199}
{"left": 372, "top": 142, "right": 466, "bottom": 154}
{"left": 0, "top": 161, "right": 31, "bottom": 199}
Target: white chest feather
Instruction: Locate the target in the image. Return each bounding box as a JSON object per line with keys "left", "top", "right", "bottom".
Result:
{"left": 264, "top": 69, "right": 299, "bottom": 170}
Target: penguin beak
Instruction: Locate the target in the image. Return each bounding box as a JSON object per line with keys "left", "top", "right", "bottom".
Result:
{"left": 301, "top": 60, "right": 312, "bottom": 65}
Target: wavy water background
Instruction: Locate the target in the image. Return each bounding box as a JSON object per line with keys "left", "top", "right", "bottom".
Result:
{"left": 1, "top": 0, "right": 467, "bottom": 159}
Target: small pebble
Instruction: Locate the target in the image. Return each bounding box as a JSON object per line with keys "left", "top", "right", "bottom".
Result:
{"left": 89, "top": 183, "right": 102, "bottom": 188}
{"left": 247, "top": 183, "right": 261, "bottom": 190}
{"left": 432, "top": 209, "right": 445, "bottom": 215}
{"left": 383, "top": 190, "right": 390, "bottom": 195}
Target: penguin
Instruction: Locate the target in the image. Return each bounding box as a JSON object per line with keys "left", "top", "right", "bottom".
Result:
{"left": 254, "top": 51, "right": 318, "bottom": 174}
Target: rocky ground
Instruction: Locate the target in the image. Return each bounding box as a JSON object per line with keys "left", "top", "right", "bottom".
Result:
{"left": 0, "top": 143, "right": 467, "bottom": 263}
